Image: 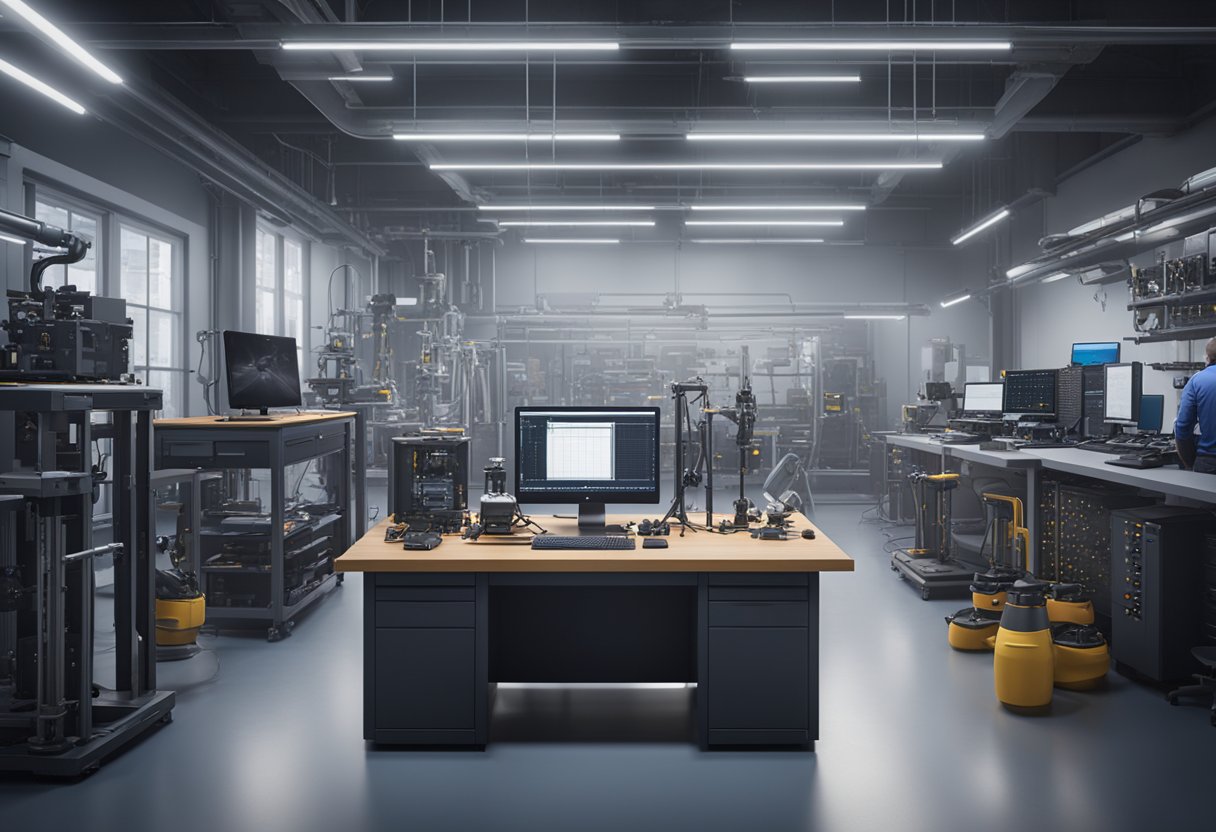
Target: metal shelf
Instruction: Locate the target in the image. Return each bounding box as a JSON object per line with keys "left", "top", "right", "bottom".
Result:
{"left": 1127, "top": 285, "right": 1216, "bottom": 309}
{"left": 1133, "top": 322, "right": 1216, "bottom": 344}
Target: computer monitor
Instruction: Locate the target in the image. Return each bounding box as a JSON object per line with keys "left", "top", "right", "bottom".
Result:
{"left": 1137, "top": 393, "right": 1164, "bottom": 434}
{"left": 1103, "top": 362, "right": 1143, "bottom": 426}
{"left": 1002, "top": 369, "right": 1058, "bottom": 417}
{"left": 515, "top": 406, "right": 661, "bottom": 530}
{"left": 223, "top": 330, "right": 302, "bottom": 414}
{"left": 962, "top": 382, "right": 1004, "bottom": 416}
{"left": 1071, "top": 341, "right": 1121, "bottom": 366}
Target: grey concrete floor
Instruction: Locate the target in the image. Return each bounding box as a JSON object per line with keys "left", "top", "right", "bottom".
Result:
{"left": 1, "top": 499, "right": 1211, "bottom": 832}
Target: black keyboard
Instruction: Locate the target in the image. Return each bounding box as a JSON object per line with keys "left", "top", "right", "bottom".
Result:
{"left": 531, "top": 535, "right": 636, "bottom": 551}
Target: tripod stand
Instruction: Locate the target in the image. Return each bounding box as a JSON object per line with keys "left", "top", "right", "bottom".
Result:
{"left": 661, "top": 380, "right": 710, "bottom": 531}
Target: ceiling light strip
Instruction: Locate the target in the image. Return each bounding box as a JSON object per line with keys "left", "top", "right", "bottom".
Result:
{"left": 0, "top": 232, "right": 31, "bottom": 245}
{"left": 690, "top": 204, "right": 867, "bottom": 211}
{"left": 730, "top": 41, "right": 1011, "bottom": 52}
{"left": 844, "top": 314, "right": 906, "bottom": 320}
{"left": 0, "top": 57, "right": 86, "bottom": 114}
{"left": 431, "top": 162, "right": 942, "bottom": 171}
{"left": 479, "top": 204, "right": 656, "bottom": 211}
{"left": 685, "top": 220, "right": 843, "bottom": 227}
{"left": 687, "top": 238, "right": 825, "bottom": 244}
{"left": 329, "top": 75, "right": 393, "bottom": 81}
{"left": 688, "top": 132, "right": 984, "bottom": 142}
{"left": 950, "top": 208, "right": 1011, "bottom": 245}
{"left": 284, "top": 41, "right": 620, "bottom": 52}
{"left": 0, "top": 0, "right": 123, "bottom": 83}
{"left": 395, "top": 133, "right": 619, "bottom": 142}
{"left": 744, "top": 75, "right": 861, "bottom": 83}
{"left": 498, "top": 220, "right": 654, "bottom": 227}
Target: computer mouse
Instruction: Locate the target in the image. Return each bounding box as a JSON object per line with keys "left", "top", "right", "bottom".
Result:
{"left": 801, "top": 529, "right": 816, "bottom": 540}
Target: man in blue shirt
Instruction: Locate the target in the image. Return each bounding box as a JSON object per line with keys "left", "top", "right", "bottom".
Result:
{"left": 1175, "top": 338, "right": 1216, "bottom": 473}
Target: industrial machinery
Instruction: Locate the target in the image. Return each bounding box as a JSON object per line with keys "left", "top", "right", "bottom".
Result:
{"left": 1110, "top": 506, "right": 1214, "bottom": 683}
{"left": 390, "top": 433, "right": 470, "bottom": 533}
{"left": 891, "top": 472, "right": 974, "bottom": 599}
{"left": 475, "top": 458, "right": 517, "bottom": 536}
{"left": 0, "top": 207, "right": 132, "bottom": 382}
{"left": 993, "top": 579, "right": 1055, "bottom": 711}
{"left": 945, "top": 494, "right": 1029, "bottom": 650}
{"left": 0, "top": 385, "right": 173, "bottom": 776}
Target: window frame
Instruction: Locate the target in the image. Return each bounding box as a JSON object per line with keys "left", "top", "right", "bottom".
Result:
{"left": 254, "top": 222, "right": 310, "bottom": 376}
{"left": 25, "top": 181, "right": 190, "bottom": 417}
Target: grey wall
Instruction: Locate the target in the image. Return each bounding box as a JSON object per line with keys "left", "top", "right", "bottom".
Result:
{"left": 1004, "top": 115, "right": 1216, "bottom": 426}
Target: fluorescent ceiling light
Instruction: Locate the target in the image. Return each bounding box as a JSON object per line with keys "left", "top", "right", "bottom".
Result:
{"left": 329, "top": 74, "right": 393, "bottom": 82}
{"left": 690, "top": 203, "right": 866, "bottom": 211}
{"left": 0, "top": 0, "right": 123, "bottom": 84}
{"left": 0, "top": 57, "right": 86, "bottom": 114}
{"left": 940, "top": 292, "right": 972, "bottom": 308}
{"left": 395, "top": 133, "right": 619, "bottom": 142}
{"left": 688, "top": 238, "right": 825, "bottom": 244}
{"left": 498, "top": 220, "right": 654, "bottom": 227}
{"left": 430, "top": 161, "right": 942, "bottom": 171}
{"left": 284, "top": 41, "right": 619, "bottom": 52}
{"left": 950, "top": 208, "right": 1010, "bottom": 245}
{"left": 730, "top": 41, "right": 1011, "bottom": 52}
{"left": 479, "top": 204, "right": 655, "bottom": 211}
{"left": 845, "top": 314, "right": 906, "bottom": 320}
{"left": 0, "top": 232, "right": 30, "bottom": 245}
{"left": 523, "top": 238, "right": 620, "bottom": 244}
{"left": 744, "top": 75, "right": 861, "bottom": 83}
{"left": 685, "top": 220, "right": 843, "bottom": 227}
{"left": 1040, "top": 272, "right": 1070, "bottom": 284}
{"left": 689, "top": 132, "right": 984, "bottom": 142}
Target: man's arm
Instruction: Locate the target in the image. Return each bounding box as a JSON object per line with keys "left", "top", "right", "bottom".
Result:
{"left": 1175, "top": 380, "right": 1198, "bottom": 469}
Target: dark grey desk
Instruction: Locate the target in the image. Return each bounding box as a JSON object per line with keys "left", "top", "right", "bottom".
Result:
{"left": 154, "top": 412, "right": 363, "bottom": 640}
{"left": 337, "top": 514, "right": 854, "bottom": 750}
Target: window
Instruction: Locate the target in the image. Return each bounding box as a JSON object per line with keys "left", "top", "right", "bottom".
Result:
{"left": 33, "top": 198, "right": 101, "bottom": 293}
{"left": 120, "top": 225, "right": 184, "bottom": 418}
{"left": 254, "top": 225, "right": 308, "bottom": 376}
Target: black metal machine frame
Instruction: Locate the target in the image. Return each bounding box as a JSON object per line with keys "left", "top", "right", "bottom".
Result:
{"left": 0, "top": 384, "right": 174, "bottom": 776}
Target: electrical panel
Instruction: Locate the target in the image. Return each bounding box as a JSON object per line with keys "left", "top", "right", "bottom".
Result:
{"left": 1111, "top": 507, "right": 1213, "bottom": 682}
{"left": 1038, "top": 481, "right": 1154, "bottom": 627}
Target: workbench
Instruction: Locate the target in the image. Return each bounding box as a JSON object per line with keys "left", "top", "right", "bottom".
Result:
{"left": 336, "top": 513, "right": 853, "bottom": 750}
{"left": 153, "top": 412, "right": 363, "bottom": 640}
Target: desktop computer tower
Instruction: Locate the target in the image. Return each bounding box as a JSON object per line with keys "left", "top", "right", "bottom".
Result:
{"left": 1080, "top": 365, "right": 1109, "bottom": 439}
{"left": 1110, "top": 506, "right": 1213, "bottom": 683}
{"left": 390, "top": 434, "right": 470, "bottom": 532}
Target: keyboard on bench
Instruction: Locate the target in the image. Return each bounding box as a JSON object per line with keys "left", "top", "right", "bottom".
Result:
{"left": 531, "top": 535, "right": 636, "bottom": 551}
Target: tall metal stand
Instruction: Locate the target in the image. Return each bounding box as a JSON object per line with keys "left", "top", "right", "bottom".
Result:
{"left": 661, "top": 380, "right": 709, "bottom": 531}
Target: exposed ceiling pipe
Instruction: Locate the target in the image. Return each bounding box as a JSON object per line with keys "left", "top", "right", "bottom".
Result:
{"left": 95, "top": 78, "right": 384, "bottom": 254}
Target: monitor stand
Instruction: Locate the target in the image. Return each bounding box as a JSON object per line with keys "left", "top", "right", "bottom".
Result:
{"left": 577, "top": 503, "right": 626, "bottom": 535}
{"left": 225, "top": 408, "right": 278, "bottom": 422}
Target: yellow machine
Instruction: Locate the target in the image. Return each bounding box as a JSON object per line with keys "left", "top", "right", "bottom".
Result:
{"left": 1046, "top": 583, "right": 1096, "bottom": 625}
{"left": 943, "top": 493, "right": 1028, "bottom": 651}
{"left": 156, "top": 595, "right": 206, "bottom": 647}
{"left": 1051, "top": 623, "right": 1109, "bottom": 690}
{"left": 993, "top": 580, "right": 1055, "bottom": 710}
{"left": 945, "top": 607, "right": 1001, "bottom": 651}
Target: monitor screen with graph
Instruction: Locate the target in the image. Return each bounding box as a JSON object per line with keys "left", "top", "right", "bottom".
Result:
{"left": 515, "top": 406, "right": 660, "bottom": 528}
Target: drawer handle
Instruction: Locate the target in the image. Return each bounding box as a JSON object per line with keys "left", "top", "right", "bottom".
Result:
{"left": 217, "top": 451, "right": 246, "bottom": 456}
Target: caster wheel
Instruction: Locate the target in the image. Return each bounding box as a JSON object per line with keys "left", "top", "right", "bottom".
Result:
{"left": 337, "top": 574, "right": 345, "bottom": 585}
{"left": 1167, "top": 693, "right": 1179, "bottom": 706}
{"left": 921, "top": 587, "right": 932, "bottom": 601}
{"left": 160, "top": 712, "right": 174, "bottom": 725}
{"left": 267, "top": 627, "right": 283, "bottom": 642}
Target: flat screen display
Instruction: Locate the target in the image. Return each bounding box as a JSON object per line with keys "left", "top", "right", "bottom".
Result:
{"left": 963, "top": 382, "right": 1004, "bottom": 414}
{"left": 1071, "top": 341, "right": 1121, "bottom": 366}
{"left": 223, "top": 331, "right": 302, "bottom": 412}
{"left": 1103, "top": 363, "right": 1142, "bottom": 424}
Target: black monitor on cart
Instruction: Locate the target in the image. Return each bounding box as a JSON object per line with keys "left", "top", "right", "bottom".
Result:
{"left": 515, "top": 406, "right": 661, "bottom": 531}
{"left": 223, "top": 330, "right": 302, "bottom": 415}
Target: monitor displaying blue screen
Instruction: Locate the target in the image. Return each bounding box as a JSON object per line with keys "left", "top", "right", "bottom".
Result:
{"left": 1137, "top": 394, "right": 1164, "bottom": 434}
{"left": 1071, "top": 341, "right": 1120, "bottom": 366}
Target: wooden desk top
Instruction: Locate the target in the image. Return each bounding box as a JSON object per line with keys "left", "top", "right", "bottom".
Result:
{"left": 336, "top": 514, "right": 855, "bottom": 574}
{"left": 155, "top": 412, "right": 355, "bottom": 429}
